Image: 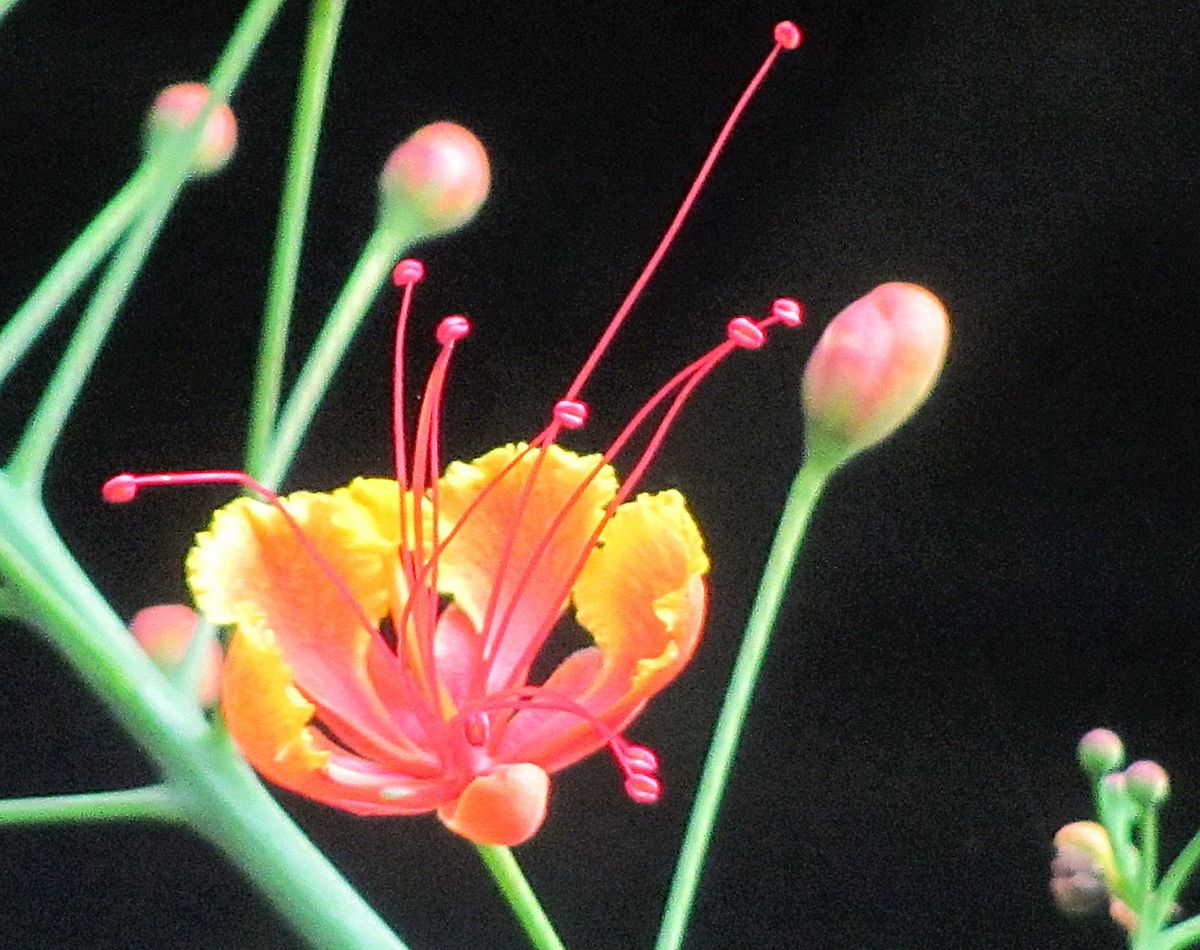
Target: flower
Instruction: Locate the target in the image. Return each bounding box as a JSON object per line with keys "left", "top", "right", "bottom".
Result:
{"left": 105, "top": 23, "right": 804, "bottom": 846}
{"left": 801, "top": 282, "right": 950, "bottom": 467}
{"left": 185, "top": 439, "right": 707, "bottom": 845}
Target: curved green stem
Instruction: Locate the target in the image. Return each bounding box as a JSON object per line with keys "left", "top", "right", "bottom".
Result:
{"left": 476, "top": 845, "right": 568, "bottom": 950}
{"left": 655, "top": 459, "right": 835, "bottom": 950}
{"left": 1153, "top": 825, "right": 1200, "bottom": 935}
{"left": 258, "top": 225, "right": 413, "bottom": 489}
{"left": 0, "top": 166, "right": 154, "bottom": 392}
{"left": 0, "top": 0, "right": 21, "bottom": 25}
{"left": 0, "top": 785, "right": 184, "bottom": 826}
{"left": 245, "top": 0, "right": 348, "bottom": 478}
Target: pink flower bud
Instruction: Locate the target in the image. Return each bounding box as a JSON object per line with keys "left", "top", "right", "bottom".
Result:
{"left": 1124, "top": 760, "right": 1170, "bottom": 805}
{"left": 378, "top": 122, "right": 490, "bottom": 239}
{"left": 143, "top": 83, "right": 237, "bottom": 177}
{"left": 801, "top": 283, "right": 949, "bottom": 466}
{"left": 1078, "top": 727, "right": 1125, "bottom": 775}
{"left": 129, "top": 604, "right": 221, "bottom": 705}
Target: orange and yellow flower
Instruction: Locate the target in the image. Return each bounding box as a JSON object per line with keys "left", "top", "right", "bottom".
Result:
{"left": 185, "top": 441, "right": 707, "bottom": 845}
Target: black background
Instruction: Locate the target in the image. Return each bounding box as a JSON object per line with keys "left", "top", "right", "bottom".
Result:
{"left": 2, "top": 1, "right": 1199, "bottom": 948}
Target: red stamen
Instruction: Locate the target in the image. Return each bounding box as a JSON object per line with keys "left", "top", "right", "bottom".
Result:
{"left": 454, "top": 686, "right": 662, "bottom": 803}
{"left": 102, "top": 471, "right": 378, "bottom": 640}
{"left": 774, "top": 20, "right": 803, "bottom": 50}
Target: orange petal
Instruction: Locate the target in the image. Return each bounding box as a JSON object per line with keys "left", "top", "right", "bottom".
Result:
{"left": 436, "top": 763, "right": 550, "bottom": 845}
{"left": 222, "top": 614, "right": 452, "bottom": 816}
{"left": 187, "top": 488, "right": 427, "bottom": 763}
{"left": 435, "top": 444, "right": 617, "bottom": 692}
{"left": 498, "top": 490, "right": 707, "bottom": 772}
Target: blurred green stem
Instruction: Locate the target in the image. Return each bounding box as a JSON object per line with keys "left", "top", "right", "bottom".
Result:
{"left": 477, "top": 845, "right": 568, "bottom": 950}
{"left": 258, "top": 224, "right": 414, "bottom": 489}
{"left": 245, "top": 0, "right": 348, "bottom": 478}
{"left": 0, "top": 166, "right": 154, "bottom": 392}
{"left": 655, "top": 459, "right": 835, "bottom": 950}
{"left": 0, "top": 785, "right": 183, "bottom": 826}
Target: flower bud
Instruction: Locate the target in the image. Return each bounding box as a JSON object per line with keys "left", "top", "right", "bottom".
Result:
{"left": 801, "top": 283, "right": 949, "bottom": 467}
{"left": 1078, "top": 728, "right": 1125, "bottom": 776}
{"left": 378, "top": 122, "right": 490, "bottom": 240}
{"left": 129, "top": 604, "right": 221, "bottom": 705}
{"left": 1052, "top": 821, "right": 1121, "bottom": 902}
{"left": 143, "top": 83, "right": 237, "bottom": 177}
{"left": 1124, "top": 760, "right": 1170, "bottom": 806}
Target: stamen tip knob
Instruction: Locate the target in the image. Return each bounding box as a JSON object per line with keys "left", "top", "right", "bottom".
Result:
{"left": 727, "top": 316, "right": 766, "bottom": 349}
{"left": 102, "top": 474, "right": 139, "bottom": 504}
{"left": 624, "top": 773, "right": 662, "bottom": 804}
{"left": 436, "top": 314, "right": 471, "bottom": 345}
{"left": 393, "top": 258, "right": 426, "bottom": 287}
{"left": 772, "top": 297, "right": 804, "bottom": 326}
{"left": 774, "top": 21, "right": 803, "bottom": 50}
{"left": 553, "top": 399, "right": 589, "bottom": 429}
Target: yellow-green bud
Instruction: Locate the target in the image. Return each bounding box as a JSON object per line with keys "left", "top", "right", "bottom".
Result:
{"left": 801, "top": 282, "right": 949, "bottom": 467}
{"left": 378, "top": 122, "right": 490, "bottom": 240}
{"left": 1124, "top": 760, "right": 1169, "bottom": 805}
{"left": 143, "top": 82, "right": 237, "bottom": 177}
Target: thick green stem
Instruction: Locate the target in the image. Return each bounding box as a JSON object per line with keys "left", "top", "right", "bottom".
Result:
{"left": 245, "top": 0, "right": 348, "bottom": 477}
{"left": 0, "top": 167, "right": 154, "bottom": 392}
{"left": 258, "top": 225, "right": 413, "bottom": 489}
{"left": 476, "top": 845, "right": 568, "bottom": 950}
{"left": 0, "top": 478, "right": 409, "bottom": 950}
{"left": 655, "top": 459, "right": 835, "bottom": 950}
{"left": 0, "top": 0, "right": 21, "bottom": 24}
{"left": 0, "top": 785, "right": 184, "bottom": 826}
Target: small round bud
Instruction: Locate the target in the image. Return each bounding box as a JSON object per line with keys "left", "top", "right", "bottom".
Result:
{"left": 1124, "top": 760, "right": 1170, "bottom": 805}
{"left": 143, "top": 83, "right": 237, "bottom": 177}
{"left": 1078, "top": 728, "right": 1125, "bottom": 775}
{"left": 1052, "top": 821, "right": 1119, "bottom": 893}
{"left": 129, "top": 604, "right": 221, "bottom": 705}
{"left": 801, "top": 283, "right": 950, "bottom": 467}
{"left": 379, "top": 122, "right": 490, "bottom": 240}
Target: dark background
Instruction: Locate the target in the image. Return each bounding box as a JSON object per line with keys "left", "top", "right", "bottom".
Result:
{"left": 2, "top": 1, "right": 1199, "bottom": 948}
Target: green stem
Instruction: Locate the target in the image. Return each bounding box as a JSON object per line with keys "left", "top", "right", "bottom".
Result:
{"left": 0, "top": 479, "right": 408, "bottom": 950}
{"left": 0, "top": 166, "right": 154, "bottom": 392}
{"left": 476, "top": 845, "right": 568, "bottom": 950}
{"left": 245, "top": 0, "right": 348, "bottom": 478}
{"left": 0, "top": 785, "right": 184, "bottom": 826}
{"left": 1153, "top": 824, "right": 1200, "bottom": 934}
{"left": 6, "top": 0, "right": 289, "bottom": 494}
{"left": 1161, "top": 915, "right": 1200, "bottom": 950}
{"left": 0, "top": 0, "right": 21, "bottom": 24}
{"left": 655, "top": 459, "right": 835, "bottom": 950}
{"left": 258, "top": 225, "right": 412, "bottom": 489}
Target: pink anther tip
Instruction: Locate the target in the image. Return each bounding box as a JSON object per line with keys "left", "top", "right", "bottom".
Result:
{"left": 553, "top": 399, "right": 589, "bottom": 429}
{"left": 771, "top": 297, "right": 804, "bottom": 326}
{"left": 392, "top": 258, "right": 425, "bottom": 286}
{"left": 623, "top": 744, "right": 659, "bottom": 773}
{"left": 727, "top": 316, "right": 766, "bottom": 349}
{"left": 436, "top": 314, "right": 470, "bottom": 345}
{"left": 102, "top": 474, "right": 139, "bottom": 504}
{"left": 774, "top": 21, "right": 803, "bottom": 50}
{"left": 624, "top": 773, "right": 662, "bottom": 804}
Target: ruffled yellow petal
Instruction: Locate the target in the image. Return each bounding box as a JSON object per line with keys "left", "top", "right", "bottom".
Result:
{"left": 498, "top": 489, "right": 707, "bottom": 772}
{"left": 435, "top": 444, "right": 617, "bottom": 692}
